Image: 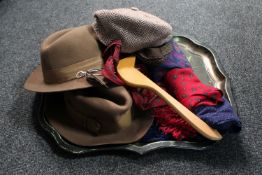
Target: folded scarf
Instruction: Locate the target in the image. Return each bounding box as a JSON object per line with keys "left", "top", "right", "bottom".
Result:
{"left": 164, "top": 68, "right": 224, "bottom": 110}
{"left": 101, "top": 39, "right": 241, "bottom": 142}
{"left": 100, "top": 41, "right": 198, "bottom": 140}
{"left": 194, "top": 97, "right": 241, "bottom": 134}
{"left": 141, "top": 96, "right": 242, "bottom": 142}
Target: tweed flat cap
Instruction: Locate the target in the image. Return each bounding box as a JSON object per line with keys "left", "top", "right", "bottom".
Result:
{"left": 92, "top": 8, "right": 173, "bottom": 53}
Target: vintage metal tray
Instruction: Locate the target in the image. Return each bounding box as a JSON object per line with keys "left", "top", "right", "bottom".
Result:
{"left": 36, "top": 36, "right": 237, "bottom": 155}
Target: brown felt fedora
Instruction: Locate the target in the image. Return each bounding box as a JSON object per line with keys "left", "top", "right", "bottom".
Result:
{"left": 24, "top": 25, "right": 106, "bottom": 92}
{"left": 43, "top": 86, "right": 153, "bottom": 146}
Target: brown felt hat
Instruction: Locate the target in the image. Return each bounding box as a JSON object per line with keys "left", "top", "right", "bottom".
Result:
{"left": 24, "top": 25, "right": 106, "bottom": 93}
{"left": 43, "top": 86, "right": 153, "bottom": 146}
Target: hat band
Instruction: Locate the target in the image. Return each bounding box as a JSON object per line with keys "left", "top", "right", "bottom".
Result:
{"left": 43, "top": 56, "right": 103, "bottom": 84}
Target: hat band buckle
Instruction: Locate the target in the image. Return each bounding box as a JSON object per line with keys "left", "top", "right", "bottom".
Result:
{"left": 76, "top": 68, "right": 108, "bottom": 88}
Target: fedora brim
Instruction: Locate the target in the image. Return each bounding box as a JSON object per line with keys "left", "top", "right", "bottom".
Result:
{"left": 42, "top": 93, "right": 153, "bottom": 146}
{"left": 24, "top": 63, "right": 104, "bottom": 93}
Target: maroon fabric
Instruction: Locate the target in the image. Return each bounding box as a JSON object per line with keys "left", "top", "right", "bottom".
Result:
{"left": 101, "top": 42, "right": 197, "bottom": 140}
{"left": 131, "top": 83, "right": 197, "bottom": 140}
{"left": 101, "top": 40, "right": 125, "bottom": 85}
{"left": 165, "top": 68, "right": 224, "bottom": 110}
